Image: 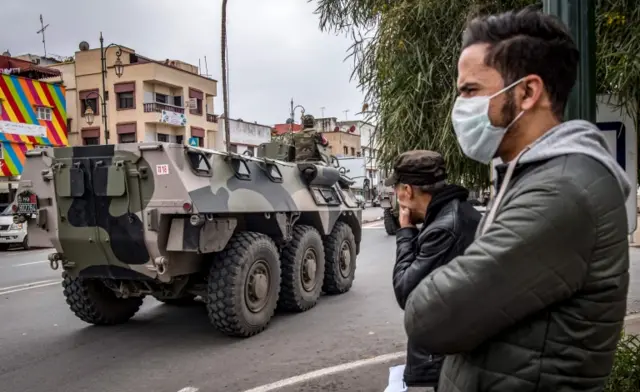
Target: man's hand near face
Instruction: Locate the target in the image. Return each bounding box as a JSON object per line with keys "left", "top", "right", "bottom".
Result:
{"left": 399, "top": 206, "right": 416, "bottom": 228}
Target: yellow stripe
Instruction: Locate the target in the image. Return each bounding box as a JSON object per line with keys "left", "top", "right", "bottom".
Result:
{"left": 1, "top": 144, "right": 19, "bottom": 175}
{"left": 32, "top": 82, "right": 51, "bottom": 106}
{"left": 0, "top": 88, "right": 19, "bottom": 123}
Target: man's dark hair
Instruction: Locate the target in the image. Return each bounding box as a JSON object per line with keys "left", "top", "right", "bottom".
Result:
{"left": 462, "top": 6, "right": 579, "bottom": 119}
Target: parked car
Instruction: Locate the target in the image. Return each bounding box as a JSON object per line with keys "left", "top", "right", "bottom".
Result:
{"left": 0, "top": 205, "right": 29, "bottom": 250}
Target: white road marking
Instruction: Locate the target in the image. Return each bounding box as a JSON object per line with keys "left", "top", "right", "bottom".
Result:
{"left": 241, "top": 351, "right": 405, "bottom": 392}
{"left": 0, "top": 279, "right": 59, "bottom": 295}
{"left": 243, "top": 312, "right": 640, "bottom": 392}
{"left": 177, "top": 387, "right": 199, "bottom": 392}
{"left": 14, "top": 260, "right": 48, "bottom": 267}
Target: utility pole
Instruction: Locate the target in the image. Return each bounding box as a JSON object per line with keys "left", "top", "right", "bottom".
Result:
{"left": 321, "top": 106, "right": 325, "bottom": 117}
{"left": 36, "top": 14, "right": 49, "bottom": 57}
{"left": 221, "top": 0, "right": 231, "bottom": 152}
{"left": 343, "top": 109, "right": 349, "bottom": 120}
{"left": 543, "top": 0, "right": 596, "bottom": 122}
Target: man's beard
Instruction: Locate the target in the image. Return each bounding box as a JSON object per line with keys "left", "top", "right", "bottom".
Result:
{"left": 500, "top": 89, "right": 518, "bottom": 128}
{"left": 409, "top": 210, "right": 423, "bottom": 226}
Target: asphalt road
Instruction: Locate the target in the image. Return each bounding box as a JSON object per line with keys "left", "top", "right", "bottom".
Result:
{"left": 1, "top": 223, "right": 639, "bottom": 392}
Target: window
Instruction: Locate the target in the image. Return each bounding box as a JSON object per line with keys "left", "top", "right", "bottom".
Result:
{"left": 117, "top": 92, "right": 134, "bottom": 109}
{"left": 157, "top": 133, "right": 169, "bottom": 142}
{"left": 155, "top": 93, "right": 167, "bottom": 104}
{"left": 119, "top": 133, "right": 136, "bottom": 143}
{"left": 83, "top": 137, "right": 99, "bottom": 145}
{"left": 174, "top": 96, "right": 182, "bottom": 107}
{"left": 351, "top": 147, "right": 355, "bottom": 156}
{"left": 229, "top": 144, "right": 238, "bottom": 153}
{"left": 357, "top": 151, "right": 361, "bottom": 157}
{"left": 176, "top": 135, "right": 184, "bottom": 145}
{"left": 343, "top": 146, "right": 348, "bottom": 155}
{"left": 36, "top": 106, "right": 52, "bottom": 121}
{"left": 66, "top": 118, "right": 72, "bottom": 132}
{"left": 189, "top": 88, "right": 203, "bottom": 116}
{"left": 193, "top": 136, "right": 203, "bottom": 147}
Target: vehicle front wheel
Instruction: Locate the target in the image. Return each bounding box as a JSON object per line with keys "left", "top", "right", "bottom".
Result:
{"left": 383, "top": 208, "right": 400, "bottom": 235}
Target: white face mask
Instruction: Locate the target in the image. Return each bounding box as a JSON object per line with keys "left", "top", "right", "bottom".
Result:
{"left": 451, "top": 77, "right": 526, "bottom": 164}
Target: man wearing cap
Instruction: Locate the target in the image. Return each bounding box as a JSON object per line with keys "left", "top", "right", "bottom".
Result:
{"left": 387, "top": 150, "right": 481, "bottom": 390}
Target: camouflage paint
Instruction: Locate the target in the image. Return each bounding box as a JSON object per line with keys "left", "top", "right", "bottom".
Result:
{"left": 14, "top": 142, "right": 362, "bottom": 282}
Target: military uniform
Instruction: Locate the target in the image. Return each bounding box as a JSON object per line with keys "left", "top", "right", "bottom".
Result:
{"left": 293, "top": 114, "right": 324, "bottom": 162}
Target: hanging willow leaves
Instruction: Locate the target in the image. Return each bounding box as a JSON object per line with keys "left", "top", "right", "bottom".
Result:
{"left": 312, "top": 0, "right": 640, "bottom": 189}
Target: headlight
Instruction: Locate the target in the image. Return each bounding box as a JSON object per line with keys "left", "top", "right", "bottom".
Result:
{"left": 9, "top": 223, "right": 23, "bottom": 230}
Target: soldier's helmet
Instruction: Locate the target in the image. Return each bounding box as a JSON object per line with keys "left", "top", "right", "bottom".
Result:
{"left": 301, "top": 114, "right": 315, "bottom": 128}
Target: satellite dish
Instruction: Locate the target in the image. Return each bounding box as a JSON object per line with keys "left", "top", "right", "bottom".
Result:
{"left": 79, "top": 41, "right": 90, "bottom": 51}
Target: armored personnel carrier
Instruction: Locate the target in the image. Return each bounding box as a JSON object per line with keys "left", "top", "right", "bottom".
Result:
{"left": 11, "top": 141, "right": 362, "bottom": 337}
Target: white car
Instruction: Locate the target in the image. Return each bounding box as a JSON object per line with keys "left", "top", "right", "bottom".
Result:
{"left": 0, "top": 205, "right": 29, "bottom": 251}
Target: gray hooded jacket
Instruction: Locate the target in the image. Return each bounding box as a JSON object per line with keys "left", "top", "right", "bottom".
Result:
{"left": 404, "top": 120, "right": 631, "bottom": 392}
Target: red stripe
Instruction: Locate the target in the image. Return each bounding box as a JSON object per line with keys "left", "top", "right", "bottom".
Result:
{"left": 45, "top": 121, "right": 62, "bottom": 146}
{"left": 27, "top": 136, "right": 37, "bottom": 144}
{"left": 25, "top": 79, "right": 43, "bottom": 106}
{"left": 41, "top": 84, "right": 66, "bottom": 139}
{"left": 0, "top": 77, "right": 26, "bottom": 123}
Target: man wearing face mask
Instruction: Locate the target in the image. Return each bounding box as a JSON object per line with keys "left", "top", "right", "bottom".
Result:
{"left": 403, "top": 7, "right": 630, "bottom": 392}
{"left": 387, "top": 150, "right": 481, "bottom": 391}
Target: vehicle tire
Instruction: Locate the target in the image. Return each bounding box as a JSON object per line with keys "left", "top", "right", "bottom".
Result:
{"left": 62, "top": 272, "right": 143, "bottom": 325}
{"left": 278, "top": 225, "right": 325, "bottom": 312}
{"left": 383, "top": 208, "right": 400, "bottom": 235}
{"left": 153, "top": 294, "right": 200, "bottom": 306}
{"left": 322, "top": 222, "right": 356, "bottom": 295}
{"left": 206, "top": 231, "right": 281, "bottom": 337}
{"left": 22, "top": 235, "right": 29, "bottom": 250}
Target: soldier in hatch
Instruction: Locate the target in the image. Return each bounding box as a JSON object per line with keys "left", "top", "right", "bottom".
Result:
{"left": 293, "top": 114, "right": 327, "bottom": 162}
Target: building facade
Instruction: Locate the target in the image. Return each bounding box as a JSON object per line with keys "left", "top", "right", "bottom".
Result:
{"left": 313, "top": 117, "right": 361, "bottom": 158}
{"left": 217, "top": 118, "right": 272, "bottom": 155}
{"left": 0, "top": 60, "right": 67, "bottom": 207}
{"left": 47, "top": 42, "right": 218, "bottom": 148}
{"left": 356, "top": 121, "right": 381, "bottom": 189}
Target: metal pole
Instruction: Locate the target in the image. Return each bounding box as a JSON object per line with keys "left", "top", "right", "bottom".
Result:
{"left": 543, "top": 0, "right": 596, "bottom": 123}
{"left": 99, "top": 32, "right": 109, "bottom": 144}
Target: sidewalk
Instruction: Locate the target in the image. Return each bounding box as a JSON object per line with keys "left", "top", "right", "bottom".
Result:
{"left": 625, "top": 314, "right": 640, "bottom": 334}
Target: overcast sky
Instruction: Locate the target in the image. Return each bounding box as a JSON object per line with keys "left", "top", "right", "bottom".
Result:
{"left": 0, "top": 0, "right": 366, "bottom": 126}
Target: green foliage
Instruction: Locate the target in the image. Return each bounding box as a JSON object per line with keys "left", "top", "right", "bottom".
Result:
{"left": 605, "top": 333, "right": 640, "bottom": 392}
{"left": 313, "top": 0, "right": 640, "bottom": 189}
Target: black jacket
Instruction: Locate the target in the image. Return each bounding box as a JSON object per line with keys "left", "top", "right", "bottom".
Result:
{"left": 392, "top": 184, "right": 481, "bottom": 387}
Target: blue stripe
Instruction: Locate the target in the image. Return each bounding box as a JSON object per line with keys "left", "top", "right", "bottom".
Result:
{"left": 52, "top": 84, "right": 66, "bottom": 111}
{"left": 9, "top": 77, "right": 39, "bottom": 125}
{"left": 1, "top": 140, "right": 23, "bottom": 173}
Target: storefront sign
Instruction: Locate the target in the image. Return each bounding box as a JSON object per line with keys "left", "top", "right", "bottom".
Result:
{"left": 0, "top": 121, "right": 46, "bottom": 137}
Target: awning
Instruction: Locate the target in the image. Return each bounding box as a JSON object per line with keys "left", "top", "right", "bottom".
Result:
{"left": 0, "top": 55, "right": 61, "bottom": 79}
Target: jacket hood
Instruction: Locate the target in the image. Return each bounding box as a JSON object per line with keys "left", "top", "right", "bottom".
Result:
{"left": 517, "top": 119, "right": 631, "bottom": 199}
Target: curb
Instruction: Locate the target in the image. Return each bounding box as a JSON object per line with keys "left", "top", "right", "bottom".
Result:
{"left": 362, "top": 216, "right": 383, "bottom": 224}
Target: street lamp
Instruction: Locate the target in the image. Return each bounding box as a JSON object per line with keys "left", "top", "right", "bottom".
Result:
{"left": 98, "top": 32, "right": 125, "bottom": 144}
{"left": 83, "top": 90, "right": 104, "bottom": 128}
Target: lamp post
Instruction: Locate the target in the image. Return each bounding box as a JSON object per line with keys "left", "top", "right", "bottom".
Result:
{"left": 83, "top": 90, "right": 104, "bottom": 128}
{"left": 288, "top": 99, "right": 306, "bottom": 142}
{"left": 97, "top": 32, "right": 125, "bottom": 144}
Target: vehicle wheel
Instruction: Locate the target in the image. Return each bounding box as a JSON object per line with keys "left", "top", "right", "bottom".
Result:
{"left": 278, "top": 225, "right": 325, "bottom": 312}
{"left": 206, "top": 231, "right": 281, "bottom": 337}
{"left": 153, "top": 294, "right": 200, "bottom": 306}
{"left": 62, "top": 272, "right": 143, "bottom": 325}
{"left": 322, "top": 222, "right": 356, "bottom": 295}
{"left": 383, "top": 208, "right": 400, "bottom": 235}
{"left": 22, "top": 235, "right": 29, "bottom": 250}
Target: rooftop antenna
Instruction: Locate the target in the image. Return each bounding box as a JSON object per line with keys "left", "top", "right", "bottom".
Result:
{"left": 203, "top": 55, "right": 211, "bottom": 78}
{"left": 36, "top": 14, "right": 49, "bottom": 57}
{"left": 321, "top": 106, "right": 325, "bottom": 117}
{"left": 343, "top": 109, "right": 349, "bottom": 120}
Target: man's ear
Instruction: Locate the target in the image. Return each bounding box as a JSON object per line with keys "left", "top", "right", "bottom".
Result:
{"left": 403, "top": 184, "right": 414, "bottom": 199}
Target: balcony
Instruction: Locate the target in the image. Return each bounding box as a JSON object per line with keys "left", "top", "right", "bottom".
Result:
{"left": 144, "top": 102, "right": 185, "bottom": 114}
{"left": 206, "top": 113, "right": 218, "bottom": 123}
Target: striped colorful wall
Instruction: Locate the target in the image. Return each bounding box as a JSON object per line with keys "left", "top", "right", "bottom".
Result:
{"left": 0, "top": 74, "right": 67, "bottom": 176}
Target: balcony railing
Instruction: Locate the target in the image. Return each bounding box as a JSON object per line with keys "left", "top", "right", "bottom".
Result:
{"left": 143, "top": 102, "right": 185, "bottom": 114}
{"left": 206, "top": 113, "right": 218, "bottom": 123}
